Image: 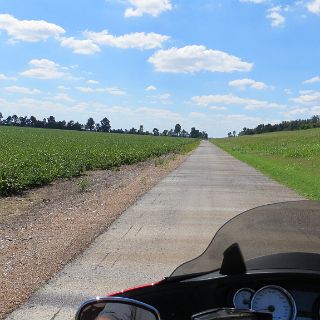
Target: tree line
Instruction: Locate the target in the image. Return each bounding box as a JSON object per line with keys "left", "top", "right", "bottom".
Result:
{"left": 0, "top": 112, "right": 208, "bottom": 139}
{"left": 228, "top": 115, "right": 320, "bottom": 137}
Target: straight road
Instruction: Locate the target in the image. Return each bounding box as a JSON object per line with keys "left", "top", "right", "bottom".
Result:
{"left": 6, "top": 141, "right": 302, "bottom": 319}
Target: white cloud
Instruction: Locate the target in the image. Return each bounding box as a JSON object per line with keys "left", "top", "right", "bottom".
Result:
{"left": 281, "top": 108, "right": 309, "bottom": 117}
{"left": 303, "top": 76, "right": 320, "bottom": 84}
{"left": 191, "top": 94, "right": 285, "bottom": 110}
{"left": 145, "top": 85, "right": 157, "bottom": 91}
{"left": 0, "top": 13, "right": 65, "bottom": 42}
{"left": 76, "top": 86, "right": 127, "bottom": 95}
{"left": 267, "top": 6, "right": 286, "bottom": 27}
{"left": 87, "top": 79, "right": 99, "bottom": 84}
{"left": 292, "top": 90, "right": 320, "bottom": 104}
{"left": 0, "top": 73, "right": 16, "bottom": 81}
{"left": 307, "top": 0, "right": 320, "bottom": 15}
{"left": 4, "top": 86, "right": 41, "bottom": 94}
{"left": 208, "top": 106, "right": 227, "bottom": 110}
{"left": 239, "top": 0, "right": 267, "bottom": 3}
{"left": 20, "top": 59, "right": 68, "bottom": 79}
{"left": 59, "top": 37, "right": 101, "bottom": 54}
{"left": 229, "top": 78, "right": 268, "bottom": 90}
{"left": 84, "top": 30, "right": 169, "bottom": 50}
{"left": 148, "top": 45, "right": 253, "bottom": 73}
{"left": 124, "top": 0, "right": 172, "bottom": 17}
{"left": 284, "top": 88, "right": 293, "bottom": 95}
{"left": 49, "top": 92, "right": 75, "bottom": 102}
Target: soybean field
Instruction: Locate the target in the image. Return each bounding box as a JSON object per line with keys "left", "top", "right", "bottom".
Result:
{"left": 211, "top": 128, "right": 320, "bottom": 200}
{"left": 0, "top": 126, "right": 199, "bottom": 196}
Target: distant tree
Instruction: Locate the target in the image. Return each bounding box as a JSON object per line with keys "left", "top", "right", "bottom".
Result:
{"left": 30, "top": 116, "right": 37, "bottom": 127}
{"left": 129, "top": 127, "right": 137, "bottom": 134}
{"left": 228, "top": 132, "right": 233, "bottom": 138}
{"left": 12, "top": 114, "right": 18, "bottom": 126}
{"left": 139, "top": 125, "right": 144, "bottom": 134}
{"left": 190, "top": 127, "right": 200, "bottom": 138}
{"left": 232, "top": 130, "right": 236, "bottom": 137}
{"left": 174, "top": 123, "right": 181, "bottom": 136}
{"left": 0, "top": 112, "right": 3, "bottom": 124}
{"left": 47, "top": 116, "right": 56, "bottom": 128}
{"left": 162, "top": 129, "right": 168, "bottom": 136}
{"left": 100, "top": 117, "right": 111, "bottom": 132}
{"left": 181, "top": 129, "right": 188, "bottom": 137}
{"left": 86, "top": 117, "right": 95, "bottom": 131}
{"left": 6, "top": 116, "right": 12, "bottom": 125}
{"left": 153, "top": 128, "right": 159, "bottom": 136}
{"left": 19, "top": 116, "right": 27, "bottom": 127}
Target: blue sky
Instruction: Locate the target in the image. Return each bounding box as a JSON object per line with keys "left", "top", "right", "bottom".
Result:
{"left": 0, "top": 0, "right": 320, "bottom": 137}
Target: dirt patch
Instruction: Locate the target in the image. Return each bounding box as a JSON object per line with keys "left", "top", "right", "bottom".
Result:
{"left": 0, "top": 153, "right": 190, "bottom": 319}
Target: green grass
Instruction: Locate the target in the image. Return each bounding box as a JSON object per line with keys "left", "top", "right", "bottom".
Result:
{"left": 0, "top": 126, "right": 199, "bottom": 196}
{"left": 211, "top": 128, "right": 320, "bottom": 200}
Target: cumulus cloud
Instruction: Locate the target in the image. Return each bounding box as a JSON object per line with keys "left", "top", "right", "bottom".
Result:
{"left": 303, "top": 76, "right": 320, "bottom": 84}
{"left": 145, "top": 85, "right": 157, "bottom": 91}
{"left": 84, "top": 30, "right": 169, "bottom": 50}
{"left": 0, "top": 13, "right": 65, "bottom": 42}
{"left": 229, "top": 78, "right": 268, "bottom": 90}
{"left": 281, "top": 108, "right": 309, "bottom": 117}
{"left": 59, "top": 37, "right": 101, "bottom": 55}
{"left": 76, "top": 86, "right": 127, "bottom": 95}
{"left": 49, "top": 92, "right": 75, "bottom": 102}
{"left": 4, "top": 86, "right": 41, "bottom": 94}
{"left": 87, "top": 79, "right": 99, "bottom": 84}
{"left": 307, "top": 0, "right": 320, "bottom": 15}
{"left": 267, "top": 6, "right": 286, "bottom": 27}
{"left": 20, "top": 59, "right": 68, "bottom": 79}
{"left": 191, "top": 94, "right": 285, "bottom": 110}
{"left": 292, "top": 90, "right": 320, "bottom": 104}
{"left": 124, "top": 0, "right": 172, "bottom": 17}
{"left": 148, "top": 45, "right": 253, "bottom": 73}
{"left": 0, "top": 73, "right": 16, "bottom": 81}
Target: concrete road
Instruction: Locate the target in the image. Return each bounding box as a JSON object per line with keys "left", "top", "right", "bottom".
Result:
{"left": 6, "top": 141, "right": 302, "bottom": 320}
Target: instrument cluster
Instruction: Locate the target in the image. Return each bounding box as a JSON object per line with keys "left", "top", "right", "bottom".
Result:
{"left": 233, "top": 285, "right": 320, "bottom": 320}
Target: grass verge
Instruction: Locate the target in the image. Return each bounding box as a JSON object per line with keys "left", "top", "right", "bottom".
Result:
{"left": 211, "top": 128, "right": 320, "bottom": 200}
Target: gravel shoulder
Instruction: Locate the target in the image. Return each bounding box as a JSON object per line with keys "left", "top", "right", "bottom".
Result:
{"left": 0, "top": 153, "right": 190, "bottom": 319}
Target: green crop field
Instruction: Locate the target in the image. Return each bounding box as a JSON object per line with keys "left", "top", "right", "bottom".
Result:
{"left": 0, "top": 126, "right": 199, "bottom": 196}
{"left": 211, "top": 128, "right": 320, "bottom": 200}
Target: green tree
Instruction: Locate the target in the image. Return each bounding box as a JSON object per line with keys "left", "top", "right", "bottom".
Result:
{"left": 86, "top": 117, "right": 95, "bottom": 131}
{"left": 100, "top": 117, "right": 111, "bottom": 132}
{"left": 174, "top": 123, "right": 181, "bottom": 136}
{"left": 153, "top": 128, "right": 159, "bottom": 136}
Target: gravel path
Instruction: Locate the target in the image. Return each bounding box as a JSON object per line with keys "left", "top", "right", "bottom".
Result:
{"left": 0, "top": 153, "right": 188, "bottom": 319}
{"left": 4, "top": 141, "right": 302, "bottom": 320}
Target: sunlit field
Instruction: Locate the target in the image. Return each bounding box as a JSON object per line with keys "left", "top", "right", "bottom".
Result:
{"left": 0, "top": 126, "right": 199, "bottom": 196}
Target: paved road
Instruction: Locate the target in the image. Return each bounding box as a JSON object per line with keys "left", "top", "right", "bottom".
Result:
{"left": 6, "top": 141, "right": 302, "bottom": 320}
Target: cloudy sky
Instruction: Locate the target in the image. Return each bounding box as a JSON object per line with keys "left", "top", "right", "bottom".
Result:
{"left": 0, "top": 0, "right": 320, "bottom": 137}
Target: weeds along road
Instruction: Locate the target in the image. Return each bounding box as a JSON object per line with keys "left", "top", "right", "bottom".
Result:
{"left": 6, "top": 140, "right": 302, "bottom": 320}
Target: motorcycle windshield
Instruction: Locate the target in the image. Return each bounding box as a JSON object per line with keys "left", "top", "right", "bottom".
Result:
{"left": 170, "top": 200, "right": 320, "bottom": 277}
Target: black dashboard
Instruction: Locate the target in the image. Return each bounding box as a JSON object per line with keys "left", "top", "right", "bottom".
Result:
{"left": 120, "top": 270, "right": 320, "bottom": 320}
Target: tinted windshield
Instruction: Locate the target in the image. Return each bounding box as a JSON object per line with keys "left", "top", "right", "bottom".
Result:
{"left": 171, "top": 200, "right": 320, "bottom": 277}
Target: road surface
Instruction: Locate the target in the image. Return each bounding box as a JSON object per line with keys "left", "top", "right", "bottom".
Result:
{"left": 6, "top": 141, "right": 302, "bottom": 319}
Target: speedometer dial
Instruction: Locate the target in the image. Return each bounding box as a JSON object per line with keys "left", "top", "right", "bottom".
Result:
{"left": 233, "top": 288, "right": 255, "bottom": 309}
{"left": 251, "top": 285, "right": 296, "bottom": 320}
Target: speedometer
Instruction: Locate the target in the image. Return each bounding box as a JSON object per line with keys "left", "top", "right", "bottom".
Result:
{"left": 251, "top": 285, "right": 297, "bottom": 320}
{"left": 233, "top": 288, "right": 255, "bottom": 309}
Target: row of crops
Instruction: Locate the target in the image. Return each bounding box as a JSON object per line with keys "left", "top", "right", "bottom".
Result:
{"left": 0, "top": 127, "right": 199, "bottom": 196}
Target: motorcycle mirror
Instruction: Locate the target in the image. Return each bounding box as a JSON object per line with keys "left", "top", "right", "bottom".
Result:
{"left": 192, "top": 308, "right": 272, "bottom": 320}
{"left": 75, "top": 297, "right": 161, "bottom": 320}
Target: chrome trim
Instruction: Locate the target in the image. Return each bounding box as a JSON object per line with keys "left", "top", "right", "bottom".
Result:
{"left": 75, "top": 296, "right": 161, "bottom": 320}
{"left": 233, "top": 288, "right": 255, "bottom": 309}
{"left": 250, "top": 285, "right": 297, "bottom": 320}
